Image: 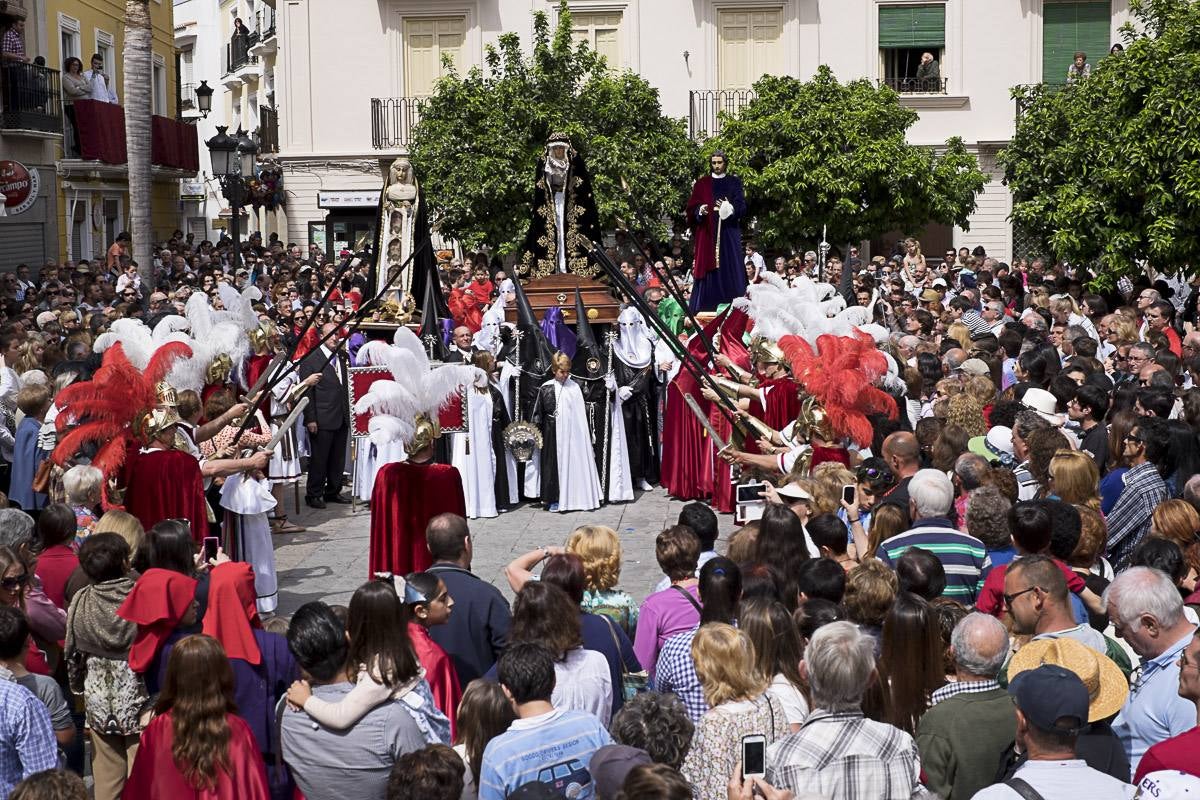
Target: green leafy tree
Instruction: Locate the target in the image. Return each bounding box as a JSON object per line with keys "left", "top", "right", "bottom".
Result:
{"left": 410, "top": 1, "right": 697, "bottom": 255}
{"left": 709, "top": 68, "right": 987, "bottom": 250}
{"left": 1000, "top": 0, "right": 1200, "bottom": 287}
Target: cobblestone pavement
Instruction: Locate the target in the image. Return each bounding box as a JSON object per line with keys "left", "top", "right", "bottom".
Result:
{"left": 273, "top": 485, "right": 711, "bottom": 618}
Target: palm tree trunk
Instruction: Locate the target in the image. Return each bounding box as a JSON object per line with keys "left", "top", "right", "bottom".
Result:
{"left": 123, "top": 0, "right": 154, "bottom": 296}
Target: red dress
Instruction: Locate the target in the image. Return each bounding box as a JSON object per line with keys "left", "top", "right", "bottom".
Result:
{"left": 34, "top": 544, "right": 78, "bottom": 610}
{"left": 408, "top": 622, "right": 462, "bottom": 739}
{"left": 123, "top": 448, "right": 208, "bottom": 543}
{"left": 124, "top": 711, "right": 271, "bottom": 800}
{"left": 368, "top": 461, "right": 465, "bottom": 577}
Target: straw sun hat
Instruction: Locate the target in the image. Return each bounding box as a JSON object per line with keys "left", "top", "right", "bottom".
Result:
{"left": 1007, "top": 637, "right": 1128, "bottom": 722}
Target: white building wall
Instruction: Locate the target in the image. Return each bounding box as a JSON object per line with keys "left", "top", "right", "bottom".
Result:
{"left": 276, "top": 0, "right": 1133, "bottom": 260}
{"left": 174, "top": 0, "right": 227, "bottom": 242}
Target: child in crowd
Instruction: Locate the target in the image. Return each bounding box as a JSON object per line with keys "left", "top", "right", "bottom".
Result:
{"left": 404, "top": 571, "right": 463, "bottom": 737}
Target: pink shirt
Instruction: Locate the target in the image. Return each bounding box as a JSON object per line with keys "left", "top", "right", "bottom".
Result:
{"left": 633, "top": 584, "right": 701, "bottom": 681}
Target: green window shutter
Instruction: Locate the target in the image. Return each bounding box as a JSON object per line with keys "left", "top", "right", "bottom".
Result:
{"left": 1042, "top": 1, "right": 1111, "bottom": 85}
{"left": 878, "top": 4, "right": 945, "bottom": 48}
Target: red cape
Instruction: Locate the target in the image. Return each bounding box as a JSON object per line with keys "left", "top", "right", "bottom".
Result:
{"left": 124, "top": 448, "right": 208, "bottom": 543}
{"left": 660, "top": 308, "right": 750, "bottom": 512}
{"left": 369, "top": 461, "right": 465, "bottom": 576}
{"left": 409, "top": 621, "right": 462, "bottom": 739}
{"left": 124, "top": 712, "right": 271, "bottom": 800}
{"left": 686, "top": 175, "right": 719, "bottom": 281}
{"left": 245, "top": 353, "right": 272, "bottom": 390}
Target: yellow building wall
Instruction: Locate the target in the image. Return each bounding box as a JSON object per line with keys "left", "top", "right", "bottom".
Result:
{"left": 47, "top": 0, "right": 183, "bottom": 262}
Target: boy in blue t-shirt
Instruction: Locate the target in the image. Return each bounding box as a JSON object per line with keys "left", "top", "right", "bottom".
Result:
{"left": 479, "top": 642, "right": 612, "bottom": 800}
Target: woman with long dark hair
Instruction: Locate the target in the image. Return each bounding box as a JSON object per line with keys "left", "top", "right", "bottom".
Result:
{"left": 876, "top": 592, "right": 944, "bottom": 734}
{"left": 753, "top": 504, "right": 808, "bottom": 610}
{"left": 453, "top": 680, "right": 516, "bottom": 799}
{"left": 124, "top": 634, "right": 270, "bottom": 799}
{"left": 654, "top": 557, "right": 742, "bottom": 721}
{"left": 741, "top": 597, "right": 808, "bottom": 731}
{"left": 505, "top": 580, "right": 613, "bottom": 724}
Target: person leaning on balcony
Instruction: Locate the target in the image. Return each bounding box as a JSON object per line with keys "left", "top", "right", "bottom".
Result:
{"left": 61, "top": 58, "right": 92, "bottom": 158}
{"left": 1, "top": 19, "right": 27, "bottom": 63}
{"left": 1067, "top": 51, "right": 1091, "bottom": 83}
{"left": 915, "top": 52, "right": 940, "bottom": 89}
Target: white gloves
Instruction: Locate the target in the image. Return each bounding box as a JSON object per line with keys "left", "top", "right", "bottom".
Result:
{"left": 472, "top": 369, "right": 490, "bottom": 389}
{"left": 617, "top": 386, "right": 634, "bottom": 401}
{"left": 499, "top": 361, "right": 519, "bottom": 383}
{"left": 697, "top": 205, "right": 709, "bottom": 217}
{"left": 718, "top": 199, "right": 734, "bottom": 220}
{"left": 604, "top": 374, "right": 617, "bottom": 392}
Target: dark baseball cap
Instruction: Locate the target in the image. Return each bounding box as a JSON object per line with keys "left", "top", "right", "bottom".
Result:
{"left": 1009, "top": 663, "right": 1090, "bottom": 734}
{"left": 590, "top": 745, "right": 652, "bottom": 800}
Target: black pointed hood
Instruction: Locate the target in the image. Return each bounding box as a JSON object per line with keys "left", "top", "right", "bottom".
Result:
{"left": 571, "top": 287, "right": 606, "bottom": 380}
{"left": 417, "top": 276, "right": 449, "bottom": 362}
{"left": 512, "top": 278, "right": 555, "bottom": 375}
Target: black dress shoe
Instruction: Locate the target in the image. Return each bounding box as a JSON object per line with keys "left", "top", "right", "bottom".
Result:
{"left": 305, "top": 497, "right": 327, "bottom": 509}
{"left": 324, "top": 493, "right": 352, "bottom": 504}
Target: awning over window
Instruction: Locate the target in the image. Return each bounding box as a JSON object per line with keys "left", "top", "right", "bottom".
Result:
{"left": 878, "top": 4, "right": 946, "bottom": 48}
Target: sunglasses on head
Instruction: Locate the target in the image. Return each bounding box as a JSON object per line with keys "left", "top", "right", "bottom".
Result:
{"left": 1, "top": 573, "right": 29, "bottom": 591}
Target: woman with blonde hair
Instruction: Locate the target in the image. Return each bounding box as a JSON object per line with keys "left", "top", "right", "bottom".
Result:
{"left": 809, "top": 464, "right": 855, "bottom": 516}
{"left": 1150, "top": 499, "right": 1200, "bottom": 587}
{"left": 946, "top": 395, "right": 987, "bottom": 439}
{"left": 945, "top": 322, "right": 972, "bottom": 352}
{"left": 1048, "top": 449, "right": 1101, "bottom": 510}
{"left": 93, "top": 510, "right": 145, "bottom": 557}
{"left": 679, "top": 623, "right": 787, "bottom": 800}
{"left": 567, "top": 524, "right": 639, "bottom": 635}
{"left": 900, "top": 237, "right": 926, "bottom": 287}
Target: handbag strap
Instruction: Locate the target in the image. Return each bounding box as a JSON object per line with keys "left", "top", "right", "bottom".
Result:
{"left": 1004, "top": 777, "right": 1047, "bottom": 800}
{"left": 599, "top": 615, "right": 632, "bottom": 679}
{"left": 670, "top": 585, "right": 702, "bottom": 615}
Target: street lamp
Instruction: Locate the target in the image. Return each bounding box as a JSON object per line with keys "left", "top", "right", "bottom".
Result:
{"left": 205, "top": 125, "right": 257, "bottom": 269}
{"left": 194, "top": 80, "right": 214, "bottom": 118}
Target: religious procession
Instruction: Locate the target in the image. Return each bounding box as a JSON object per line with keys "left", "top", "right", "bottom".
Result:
{"left": 2, "top": 0, "right": 1200, "bottom": 798}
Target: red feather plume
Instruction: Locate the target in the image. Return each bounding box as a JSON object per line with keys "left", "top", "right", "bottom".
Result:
{"left": 779, "top": 330, "right": 898, "bottom": 447}
{"left": 51, "top": 341, "right": 194, "bottom": 509}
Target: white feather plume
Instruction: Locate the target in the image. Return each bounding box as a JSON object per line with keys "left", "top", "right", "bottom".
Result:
{"left": 356, "top": 340, "right": 395, "bottom": 367}
{"left": 152, "top": 315, "right": 191, "bottom": 342}
{"left": 367, "top": 414, "right": 414, "bottom": 447}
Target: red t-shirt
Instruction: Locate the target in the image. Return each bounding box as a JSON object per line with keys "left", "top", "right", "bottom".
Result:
{"left": 975, "top": 557, "right": 1086, "bottom": 617}
{"left": 35, "top": 545, "right": 79, "bottom": 610}
{"left": 1134, "top": 726, "right": 1200, "bottom": 782}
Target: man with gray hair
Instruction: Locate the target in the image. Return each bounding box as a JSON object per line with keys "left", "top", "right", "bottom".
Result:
{"left": 875, "top": 469, "right": 987, "bottom": 604}
{"left": 765, "top": 621, "right": 921, "bottom": 799}
{"left": 1105, "top": 567, "right": 1196, "bottom": 776}
{"left": 917, "top": 614, "right": 1015, "bottom": 799}
{"left": 0, "top": 509, "right": 35, "bottom": 553}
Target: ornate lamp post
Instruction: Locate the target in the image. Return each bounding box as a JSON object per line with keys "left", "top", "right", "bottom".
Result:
{"left": 205, "top": 125, "right": 258, "bottom": 269}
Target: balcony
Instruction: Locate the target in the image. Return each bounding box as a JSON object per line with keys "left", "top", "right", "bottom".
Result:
{"left": 179, "top": 82, "right": 196, "bottom": 111}
{"left": 879, "top": 77, "right": 948, "bottom": 94}
{"left": 370, "top": 96, "right": 425, "bottom": 150}
{"left": 250, "top": 8, "right": 277, "bottom": 56}
{"left": 65, "top": 99, "right": 199, "bottom": 175}
{"left": 688, "top": 89, "right": 756, "bottom": 140}
{"left": 0, "top": 61, "right": 62, "bottom": 135}
{"left": 225, "top": 38, "right": 259, "bottom": 76}
{"left": 259, "top": 105, "right": 278, "bottom": 154}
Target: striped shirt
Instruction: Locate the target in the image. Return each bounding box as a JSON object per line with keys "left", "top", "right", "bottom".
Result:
{"left": 479, "top": 708, "right": 612, "bottom": 800}
{"left": 1106, "top": 461, "right": 1168, "bottom": 570}
{"left": 874, "top": 518, "right": 987, "bottom": 604}
{"left": 654, "top": 626, "right": 708, "bottom": 721}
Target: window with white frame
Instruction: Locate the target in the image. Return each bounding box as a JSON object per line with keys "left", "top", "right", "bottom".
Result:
{"left": 95, "top": 30, "right": 115, "bottom": 75}
{"left": 877, "top": 3, "right": 947, "bottom": 93}
{"left": 152, "top": 54, "right": 167, "bottom": 116}
{"left": 570, "top": 11, "right": 622, "bottom": 69}
{"left": 59, "top": 14, "right": 81, "bottom": 64}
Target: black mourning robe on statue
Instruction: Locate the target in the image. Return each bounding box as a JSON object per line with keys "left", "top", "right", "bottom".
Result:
{"left": 517, "top": 152, "right": 603, "bottom": 281}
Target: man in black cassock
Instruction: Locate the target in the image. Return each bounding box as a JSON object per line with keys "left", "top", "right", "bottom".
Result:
{"left": 518, "top": 132, "right": 603, "bottom": 280}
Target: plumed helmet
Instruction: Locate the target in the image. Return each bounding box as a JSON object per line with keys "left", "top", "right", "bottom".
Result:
{"left": 206, "top": 352, "right": 233, "bottom": 385}
{"left": 409, "top": 412, "right": 442, "bottom": 455}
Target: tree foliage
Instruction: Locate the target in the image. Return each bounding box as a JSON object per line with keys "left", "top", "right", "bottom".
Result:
{"left": 709, "top": 68, "right": 988, "bottom": 250}
{"left": 1000, "top": 0, "right": 1200, "bottom": 287}
{"left": 410, "top": 2, "right": 697, "bottom": 255}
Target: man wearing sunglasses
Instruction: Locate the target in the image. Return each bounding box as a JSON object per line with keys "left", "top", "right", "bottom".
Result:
{"left": 1106, "top": 418, "right": 1169, "bottom": 570}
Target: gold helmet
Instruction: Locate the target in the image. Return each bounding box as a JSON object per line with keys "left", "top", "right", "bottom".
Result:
{"left": 248, "top": 320, "right": 278, "bottom": 355}
{"left": 206, "top": 352, "right": 233, "bottom": 385}
{"left": 750, "top": 336, "right": 787, "bottom": 368}
{"left": 409, "top": 412, "right": 442, "bottom": 454}
{"left": 793, "top": 393, "right": 834, "bottom": 443}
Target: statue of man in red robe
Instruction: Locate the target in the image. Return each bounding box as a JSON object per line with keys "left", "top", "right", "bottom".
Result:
{"left": 685, "top": 151, "right": 748, "bottom": 313}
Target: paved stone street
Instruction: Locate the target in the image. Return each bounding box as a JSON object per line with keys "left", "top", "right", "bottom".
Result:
{"left": 273, "top": 486, "right": 706, "bottom": 617}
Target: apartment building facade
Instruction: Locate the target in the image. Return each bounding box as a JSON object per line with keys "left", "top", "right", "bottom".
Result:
{"left": 275, "top": 0, "right": 1132, "bottom": 262}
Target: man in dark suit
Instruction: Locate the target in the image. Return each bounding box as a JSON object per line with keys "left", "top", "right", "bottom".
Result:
{"left": 445, "top": 325, "right": 479, "bottom": 364}
{"left": 299, "top": 322, "right": 351, "bottom": 508}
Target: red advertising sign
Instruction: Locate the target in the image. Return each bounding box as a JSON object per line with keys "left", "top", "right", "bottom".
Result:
{"left": 348, "top": 365, "right": 467, "bottom": 438}
{"left": 0, "top": 160, "right": 39, "bottom": 216}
